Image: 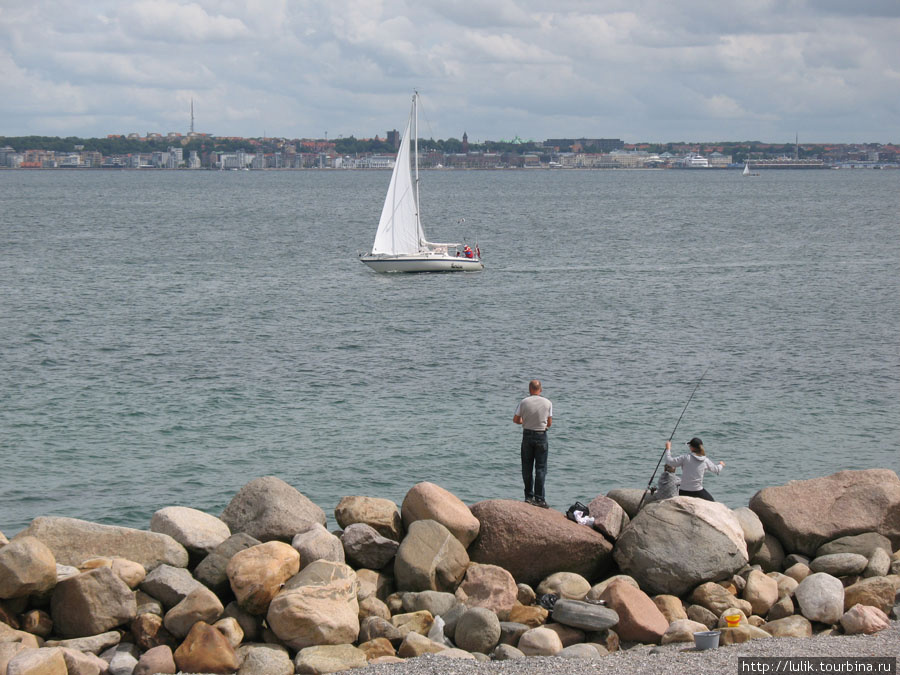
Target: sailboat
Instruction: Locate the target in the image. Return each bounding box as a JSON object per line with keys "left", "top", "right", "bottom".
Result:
{"left": 742, "top": 161, "right": 759, "bottom": 177}
{"left": 359, "top": 92, "right": 483, "bottom": 273}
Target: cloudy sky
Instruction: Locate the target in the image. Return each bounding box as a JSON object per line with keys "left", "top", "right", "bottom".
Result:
{"left": 1, "top": 0, "right": 898, "bottom": 143}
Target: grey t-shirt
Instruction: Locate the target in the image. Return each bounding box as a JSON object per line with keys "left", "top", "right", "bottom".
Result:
{"left": 515, "top": 395, "right": 553, "bottom": 431}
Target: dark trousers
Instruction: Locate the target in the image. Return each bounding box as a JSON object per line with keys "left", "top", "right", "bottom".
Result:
{"left": 521, "top": 430, "right": 548, "bottom": 501}
{"left": 679, "top": 488, "right": 714, "bottom": 501}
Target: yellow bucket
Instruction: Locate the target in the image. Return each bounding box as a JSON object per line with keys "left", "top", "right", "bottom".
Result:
{"left": 724, "top": 613, "right": 741, "bottom": 628}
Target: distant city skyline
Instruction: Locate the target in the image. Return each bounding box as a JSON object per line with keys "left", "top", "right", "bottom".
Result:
{"left": 2, "top": 2, "right": 898, "bottom": 143}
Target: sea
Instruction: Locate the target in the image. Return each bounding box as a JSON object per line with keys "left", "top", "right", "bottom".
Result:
{"left": 1, "top": 167, "right": 898, "bottom": 536}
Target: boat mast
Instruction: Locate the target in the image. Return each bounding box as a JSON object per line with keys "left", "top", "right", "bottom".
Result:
{"left": 413, "top": 91, "right": 422, "bottom": 247}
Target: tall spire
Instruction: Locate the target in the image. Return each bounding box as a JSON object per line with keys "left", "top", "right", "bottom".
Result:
{"left": 190, "top": 98, "right": 195, "bottom": 135}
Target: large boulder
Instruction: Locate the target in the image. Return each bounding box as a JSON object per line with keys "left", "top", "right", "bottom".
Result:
{"left": 732, "top": 507, "right": 766, "bottom": 558}
{"left": 235, "top": 643, "right": 293, "bottom": 675}
{"left": 293, "top": 644, "right": 367, "bottom": 674}
{"left": 550, "top": 598, "right": 619, "bottom": 632}
{"left": 751, "top": 533, "right": 785, "bottom": 573}
{"left": 762, "top": 615, "right": 812, "bottom": 638}
{"left": 401, "top": 482, "right": 480, "bottom": 547}
{"left": 599, "top": 579, "right": 668, "bottom": 644}
{"left": 5, "top": 648, "right": 67, "bottom": 675}
{"left": 809, "top": 553, "right": 868, "bottom": 577}
{"left": 150, "top": 507, "right": 231, "bottom": 559}
{"left": 794, "top": 573, "right": 844, "bottom": 625}
{"left": 50, "top": 567, "right": 137, "bottom": 638}
{"left": 394, "top": 520, "right": 469, "bottom": 593}
{"left": 453, "top": 607, "right": 501, "bottom": 654}
{"left": 226, "top": 541, "right": 301, "bottom": 615}
{"left": 586, "top": 496, "right": 629, "bottom": 541}
{"left": 816, "top": 532, "right": 893, "bottom": 559}
{"left": 605, "top": 489, "right": 644, "bottom": 519}
{"left": 340, "top": 524, "right": 399, "bottom": 570}
{"left": 0, "top": 536, "right": 57, "bottom": 599}
{"left": 749, "top": 469, "right": 900, "bottom": 555}
{"left": 613, "top": 497, "right": 748, "bottom": 596}
{"left": 173, "top": 621, "right": 238, "bottom": 674}
{"left": 139, "top": 564, "right": 202, "bottom": 609}
{"left": 843, "top": 577, "right": 896, "bottom": 614}
{"left": 334, "top": 496, "right": 403, "bottom": 541}
{"left": 163, "top": 586, "right": 224, "bottom": 638}
{"left": 840, "top": 604, "right": 890, "bottom": 635}
{"left": 266, "top": 561, "right": 359, "bottom": 650}
{"left": 194, "top": 533, "right": 261, "bottom": 596}
{"left": 517, "top": 627, "right": 562, "bottom": 656}
{"left": 468, "top": 500, "right": 613, "bottom": 586}
{"left": 15, "top": 517, "right": 188, "bottom": 570}
{"left": 743, "top": 570, "right": 779, "bottom": 616}
{"left": 536, "top": 572, "right": 590, "bottom": 600}
{"left": 454, "top": 564, "right": 517, "bottom": 615}
{"left": 220, "top": 477, "right": 326, "bottom": 543}
{"left": 291, "top": 525, "right": 344, "bottom": 571}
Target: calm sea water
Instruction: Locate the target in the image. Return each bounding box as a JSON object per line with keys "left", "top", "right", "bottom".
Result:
{"left": 1, "top": 168, "right": 898, "bottom": 535}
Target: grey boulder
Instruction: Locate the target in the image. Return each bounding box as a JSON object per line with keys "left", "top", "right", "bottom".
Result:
{"left": 220, "top": 476, "right": 326, "bottom": 543}
{"left": 551, "top": 598, "right": 619, "bottom": 632}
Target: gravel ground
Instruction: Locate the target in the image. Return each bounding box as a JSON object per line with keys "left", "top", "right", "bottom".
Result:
{"left": 350, "top": 621, "right": 900, "bottom": 675}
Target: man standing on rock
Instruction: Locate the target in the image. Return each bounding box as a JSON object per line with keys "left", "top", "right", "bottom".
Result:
{"left": 513, "top": 379, "right": 552, "bottom": 508}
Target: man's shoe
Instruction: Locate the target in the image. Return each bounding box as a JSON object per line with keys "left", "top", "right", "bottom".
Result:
{"left": 534, "top": 499, "right": 549, "bottom": 509}
{"left": 524, "top": 497, "right": 535, "bottom": 505}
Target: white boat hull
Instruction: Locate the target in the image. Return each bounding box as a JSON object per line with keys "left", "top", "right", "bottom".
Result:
{"left": 360, "top": 254, "right": 484, "bottom": 273}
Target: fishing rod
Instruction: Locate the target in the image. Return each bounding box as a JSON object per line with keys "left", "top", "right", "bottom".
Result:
{"left": 636, "top": 366, "right": 710, "bottom": 512}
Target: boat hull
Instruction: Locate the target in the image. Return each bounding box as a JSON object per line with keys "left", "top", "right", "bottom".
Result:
{"left": 360, "top": 255, "right": 484, "bottom": 273}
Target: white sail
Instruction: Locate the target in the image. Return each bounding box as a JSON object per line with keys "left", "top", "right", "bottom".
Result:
{"left": 743, "top": 162, "right": 750, "bottom": 176}
{"left": 371, "top": 99, "right": 425, "bottom": 256}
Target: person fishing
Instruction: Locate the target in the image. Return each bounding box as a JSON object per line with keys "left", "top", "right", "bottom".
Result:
{"left": 645, "top": 464, "right": 680, "bottom": 503}
{"left": 663, "top": 437, "right": 724, "bottom": 501}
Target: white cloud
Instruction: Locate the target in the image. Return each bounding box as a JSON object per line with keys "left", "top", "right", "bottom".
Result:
{"left": 0, "top": 0, "right": 897, "bottom": 141}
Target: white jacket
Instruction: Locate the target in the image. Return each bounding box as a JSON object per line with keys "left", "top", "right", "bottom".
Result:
{"left": 664, "top": 448, "right": 722, "bottom": 492}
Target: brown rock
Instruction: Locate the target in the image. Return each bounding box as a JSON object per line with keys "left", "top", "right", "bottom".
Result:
{"left": 686, "top": 604, "right": 718, "bottom": 629}
{"left": 401, "top": 482, "right": 480, "bottom": 547}
{"left": 235, "top": 643, "right": 293, "bottom": 675}
{"left": 132, "top": 612, "right": 177, "bottom": 650}
{"left": 58, "top": 647, "right": 109, "bottom": 675}
{"left": 653, "top": 595, "right": 687, "bottom": 623}
{"left": 743, "top": 569, "right": 779, "bottom": 616}
{"left": 599, "top": 579, "right": 668, "bottom": 644}
{"left": 542, "top": 622, "right": 585, "bottom": 647}
{"left": 517, "top": 626, "right": 563, "bottom": 656}
{"left": 690, "top": 582, "right": 746, "bottom": 616}
{"left": 5, "top": 647, "right": 67, "bottom": 675}
{"left": 50, "top": 567, "right": 136, "bottom": 638}
{"left": 15, "top": 517, "right": 188, "bottom": 570}
{"left": 394, "top": 520, "right": 468, "bottom": 593}
{"left": 226, "top": 541, "right": 300, "bottom": 615}
{"left": 358, "top": 616, "right": 403, "bottom": 645}
{"left": 134, "top": 645, "right": 176, "bottom": 675}
{"left": 468, "top": 500, "right": 612, "bottom": 586}
{"left": 762, "top": 615, "right": 813, "bottom": 638}
{"left": 0, "top": 537, "right": 57, "bottom": 599}
{"left": 173, "top": 621, "right": 238, "bottom": 674}
{"left": 358, "top": 595, "right": 391, "bottom": 621}
{"left": 586, "top": 495, "right": 629, "bottom": 541}
{"left": 0, "top": 643, "right": 28, "bottom": 675}
{"left": 294, "top": 644, "right": 367, "bottom": 673}
{"left": 766, "top": 596, "right": 794, "bottom": 622}
{"left": 79, "top": 557, "right": 146, "bottom": 589}
{"left": 749, "top": 469, "right": 900, "bottom": 556}
{"left": 536, "top": 572, "right": 590, "bottom": 600}
{"left": 164, "top": 586, "right": 225, "bottom": 638}
{"left": 390, "top": 610, "right": 434, "bottom": 637}
{"left": 661, "top": 619, "right": 709, "bottom": 644}
{"left": 212, "top": 617, "right": 244, "bottom": 648}
{"left": 507, "top": 604, "right": 548, "bottom": 627}
{"left": 266, "top": 561, "right": 359, "bottom": 650}
{"left": 358, "top": 637, "right": 395, "bottom": 660}
{"left": 397, "top": 632, "right": 447, "bottom": 658}
{"left": 784, "top": 563, "right": 811, "bottom": 583}
{"left": 455, "top": 564, "right": 518, "bottom": 614}
{"left": 335, "top": 497, "right": 402, "bottom": 541}
{"left": 840, "top": 604, "right": 890, "bottom": 635}
{"left": 719, "top": 625, "right": 752, "bottom": 645}
{"left": 219, "top": 476, "right": 326, "bottom": 543}
{"left": 356, "top": 569, "right": 394, "bottom": 603}
{"left": 843, "top": 577, "right": 895, "bottom": 613}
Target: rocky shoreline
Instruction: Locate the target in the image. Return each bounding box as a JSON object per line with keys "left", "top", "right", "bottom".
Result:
{"left": 1, "top": 468, "right": 899, "bottom": 675}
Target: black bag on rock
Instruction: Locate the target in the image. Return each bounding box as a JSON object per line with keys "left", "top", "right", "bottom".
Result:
{"left": 565, "top": 501, "right": 590, "bottom": 522}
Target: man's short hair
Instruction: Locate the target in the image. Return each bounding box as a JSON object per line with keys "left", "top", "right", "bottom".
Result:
{"left": 529, "top": 379, "right": 541, "bottom": 393}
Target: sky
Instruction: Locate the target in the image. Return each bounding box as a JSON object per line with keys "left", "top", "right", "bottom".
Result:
{"left": 1, "top": 0, "right": 898, "bottom": 144}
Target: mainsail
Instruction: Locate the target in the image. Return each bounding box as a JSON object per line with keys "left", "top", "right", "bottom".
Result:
{"left": 371, "top": 98, "right": 426, "bottom": 256}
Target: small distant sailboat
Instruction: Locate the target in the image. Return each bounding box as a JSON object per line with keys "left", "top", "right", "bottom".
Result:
{"left": 743, "top": 161, "right": 760, "bottom": 177}
{"left": 360, "top": 92, "right": 483, "bottom": 273}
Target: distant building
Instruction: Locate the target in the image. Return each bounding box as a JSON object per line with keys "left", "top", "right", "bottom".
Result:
{"left": 387, "top": 129, "right": 400, "bottom": 150}
{"left": 545, "top": 138, "right": 624, "bottom": 152}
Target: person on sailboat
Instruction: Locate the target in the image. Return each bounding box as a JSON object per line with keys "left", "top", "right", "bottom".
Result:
{"left": 513, "top": 380, "right": 553, "bottom": 508}
{"left": 663, "top": 437, "right": 724, "bottom": 501}
{"left": 464, "top": 246, "right": 474, "bottom": 259}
